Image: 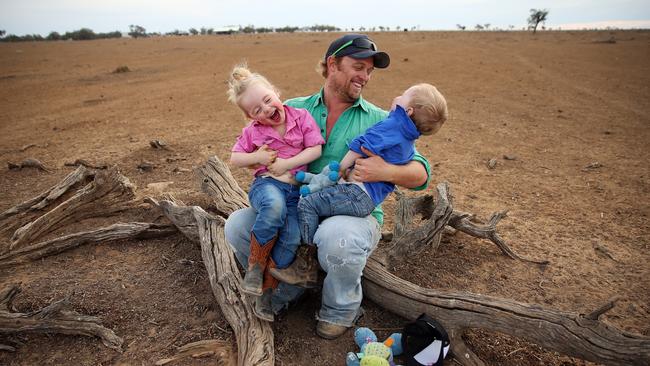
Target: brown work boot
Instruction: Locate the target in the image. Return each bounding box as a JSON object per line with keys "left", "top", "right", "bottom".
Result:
{"left": 241, "top": 233, "right": 276, "bottom": 296}
{"left": 269, "top": 245, "right": 319, "bottom": 288}
{"left": 253, "top": 259, "right": 279, "bottom": 322}
{"left": 316, "top": 320, "right": 350, "bottom": 340}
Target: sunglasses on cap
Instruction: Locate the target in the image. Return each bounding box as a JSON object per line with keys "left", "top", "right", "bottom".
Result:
{"left": 331, "top": 37, "right": 377, "bottom": 57}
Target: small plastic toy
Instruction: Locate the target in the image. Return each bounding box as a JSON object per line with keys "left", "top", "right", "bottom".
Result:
{"left": 346, "top": 327, "right": 403, "bottom": 366}
{"left": 295, "top": 160, "right": 340, "bottom": 197}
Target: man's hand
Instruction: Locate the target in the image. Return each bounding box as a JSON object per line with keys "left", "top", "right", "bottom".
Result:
{"left": 268, "top": 158, "right": 292, "bottom": 176}
{"left": 349, "top": 146, "right": 393, "bottom": 182}
{"left": 254, "top": 144, "right": 277, "bottom": 166}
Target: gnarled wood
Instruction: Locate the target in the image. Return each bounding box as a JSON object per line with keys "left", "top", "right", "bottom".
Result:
{"left": 10, "top": 168, "right": 136, "bottom": 250}
{"left": 389, "top": 188, "right": 547, "bottom": 266}
{"left": 155, "top": 339, "right": 235, "bottom": 365}
{"left": 0, "top": 284, "right": 123, "bottom": 352}
{"left": 0, "top": 166, "right": 94, "bottom": 239}
{"left": 362, "top": 257, "right": 650, "bottom": 366}
{"left": 449, "top": 211, "right": 549, "bottom": 265}
{"left": 195, "top": 156, "right": 249, "bottom": 217}
{"left": 0, "top": 222, "right": 176, "bottom": 268}
{"left": 381, "top": 184, "right": 453, "bottom": 266}
{"left": 200, "top": 155, "right": 650, "bottom": 366}
{"left": 151, "top": 198, "right": 274, "bottom": 366}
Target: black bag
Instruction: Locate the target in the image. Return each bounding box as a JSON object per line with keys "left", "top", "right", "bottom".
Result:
{"left": 401, "top": 313, "right": 451, "bottom": 366}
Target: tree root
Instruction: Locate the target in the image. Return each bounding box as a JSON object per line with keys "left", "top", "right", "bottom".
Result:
{"left": 0, "top": 284, "right": 123, "bottom": 352}
{"left": 0, "top": 222, "right": 176, "bottom": 268}
{"left": 155, "top": 339, "right": 235, "bottom": 365}
{"left": 362, "top": 257, "right": 650, "bottom": 366}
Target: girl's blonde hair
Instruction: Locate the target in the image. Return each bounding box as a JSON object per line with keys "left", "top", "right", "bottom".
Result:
{"left": 226, "top": 63, "right": 279, "bottom": 107}
{"left": 409, "top": 83, "right": 449, "bottom": 135}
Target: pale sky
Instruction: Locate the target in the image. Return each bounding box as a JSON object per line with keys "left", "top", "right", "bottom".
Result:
{"left": 2, "top": 0, "right": 649, "bottom": 36}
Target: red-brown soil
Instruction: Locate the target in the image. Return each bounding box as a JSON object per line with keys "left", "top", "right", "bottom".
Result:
{"left": 1, "top": 30, "right": 648, "bottom": 365}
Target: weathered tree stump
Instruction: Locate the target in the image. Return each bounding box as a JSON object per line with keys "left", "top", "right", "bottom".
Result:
{"left": 6, "top": 167, "right": 137, "bottom": 250}
{"left": 0, "top": 166, "right": 94, "bottom": 240}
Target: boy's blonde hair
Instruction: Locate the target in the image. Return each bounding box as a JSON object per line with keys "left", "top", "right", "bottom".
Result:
{"left": 409, "top": 83, "right": 448, "bottom": 135}
{"left": 226, "top": 63, "right": 279, "bottom": 107}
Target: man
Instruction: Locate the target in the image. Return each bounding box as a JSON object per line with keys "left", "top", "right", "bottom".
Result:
{"left": 225, "top": 34, "right": 431, "bottom": 339}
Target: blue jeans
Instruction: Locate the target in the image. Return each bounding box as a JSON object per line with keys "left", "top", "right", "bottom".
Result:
{"left": 248, "top": 176, "right": 301, "bottom": 268}
{"left": 225, "top": 203, "right": 381, "bottom": 326}
{"left": 299, "top": 183, "right": 376, "bottom": 245}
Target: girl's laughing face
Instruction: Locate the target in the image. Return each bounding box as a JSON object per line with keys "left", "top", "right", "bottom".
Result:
{"left": 239, "top": 83, "right": 285, "bottom": 126}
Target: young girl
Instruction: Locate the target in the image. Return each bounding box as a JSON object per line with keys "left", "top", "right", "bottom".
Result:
{"left": 228, "top": 64, "right": 324, "bottom": 322}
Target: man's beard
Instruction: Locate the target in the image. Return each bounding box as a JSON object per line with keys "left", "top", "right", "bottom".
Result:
{"left": 335, "top": 80, "right": 361, "bottom": 103}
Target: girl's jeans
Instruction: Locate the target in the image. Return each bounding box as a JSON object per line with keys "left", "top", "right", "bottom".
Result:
{"left": 298, "top": 183, "right": 376, "bottom": 245}
{"left": 248, "top": 176, "right": 301, "bottom": 268}
{"left": 225, "top": 202, "right": 381, "bottom": 326}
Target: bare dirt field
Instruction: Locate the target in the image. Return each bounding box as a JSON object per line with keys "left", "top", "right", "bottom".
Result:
{"left": 1, "top": 30, "right": 649, "bottom": 365}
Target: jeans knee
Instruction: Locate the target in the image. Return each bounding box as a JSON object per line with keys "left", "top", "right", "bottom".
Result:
{"left": 258, "top": 199, "right": 287, "bottom": 225}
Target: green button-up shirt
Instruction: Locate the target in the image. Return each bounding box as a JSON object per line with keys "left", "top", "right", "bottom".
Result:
{"left": 285, "top": 89, "right": 431, "bottom": 225}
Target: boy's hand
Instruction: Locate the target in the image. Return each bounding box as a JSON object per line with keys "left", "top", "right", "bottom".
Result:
{"left": 255, "top": 144, "right": 277, "bottom": 166}
{"left": 268, "top": 158, "right": 291, "bottom": 176}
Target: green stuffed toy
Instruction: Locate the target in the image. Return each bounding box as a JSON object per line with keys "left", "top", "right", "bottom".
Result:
{"left": 346, "top": 327, "right": 403, "bottom": 366}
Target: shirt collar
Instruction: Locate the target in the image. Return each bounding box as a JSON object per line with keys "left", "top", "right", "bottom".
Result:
{"left": 314, "top": 88, "right": 370, "bottom": 113}
{"left": 393, "top": 105, "right": 421, "bottom": 140}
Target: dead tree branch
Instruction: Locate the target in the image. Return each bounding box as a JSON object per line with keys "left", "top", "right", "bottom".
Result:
{"left": 9, "top": 168, "right": 136, "bottom": 250}
{"left": 0, "top": 284, "right": 123, "bottom": 352}
{"left": 448, "top": 211, "right": 549, "bottom": 265}
{"left": 0, "top": 166, "right": 94, "bottom": 239}
{"left": 362, "top": 258, "right": 650, "bottom": 366}
{"left": 0, "top": 222, "right": 176, "bottom": 268}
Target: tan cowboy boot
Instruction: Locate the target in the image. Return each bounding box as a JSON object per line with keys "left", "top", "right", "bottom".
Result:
{"left": 269, "top": 245, "right": 319, "bottom": 288}
{"left": 241, "top": 233, "right": 276, "bottom": 296}
{"left": 254, "top": 258, "right": 279, "bottom": 322}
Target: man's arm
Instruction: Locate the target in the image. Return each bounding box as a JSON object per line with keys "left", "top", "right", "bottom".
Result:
{"left": 350, "top": 146, "right": 429, "bottom": 189}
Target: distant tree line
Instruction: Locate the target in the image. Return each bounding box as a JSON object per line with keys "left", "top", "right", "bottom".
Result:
{"left": 0, "top": 24, "right": 346, "bottom": 42}
{"left": 0, "top": 28, "right": 122, "bottom": 42}
{"left": 0, "top": 10, "right": 554, "bottom": 43}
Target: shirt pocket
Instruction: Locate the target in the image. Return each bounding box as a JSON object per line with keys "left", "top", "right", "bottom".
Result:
{"left": 283, "top": 131, "right": 304, "bottom": 148}
{"left": 251, "top": 135, "right": 275, "bottom": 149}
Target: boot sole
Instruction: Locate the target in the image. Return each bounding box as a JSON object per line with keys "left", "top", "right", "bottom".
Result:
{"left": 241, "top": 285, "right": 263, "bottom": 297}
{"left": 253, "top": 308, "right": 274, "bottom": 322}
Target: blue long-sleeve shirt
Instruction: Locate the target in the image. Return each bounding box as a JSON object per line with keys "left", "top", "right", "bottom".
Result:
{"left": 347, "top": 105, "right": 421, "bottom": 206}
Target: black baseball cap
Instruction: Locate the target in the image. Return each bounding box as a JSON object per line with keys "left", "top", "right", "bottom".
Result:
{"left": 324, "top": 34, "right": 390, "bottom": 68}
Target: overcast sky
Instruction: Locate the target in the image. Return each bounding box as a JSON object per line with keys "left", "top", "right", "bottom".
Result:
{"left": 2, "top": 0, "right": 650, "bottom": 35}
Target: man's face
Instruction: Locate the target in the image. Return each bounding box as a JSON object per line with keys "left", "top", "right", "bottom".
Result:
{"left": 328, "top": 56, "right": 375, "bottom": 102}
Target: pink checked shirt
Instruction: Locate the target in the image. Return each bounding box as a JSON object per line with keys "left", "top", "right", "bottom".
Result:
{"left": 232, "top": 105, "right": 325, "bottom": 177}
